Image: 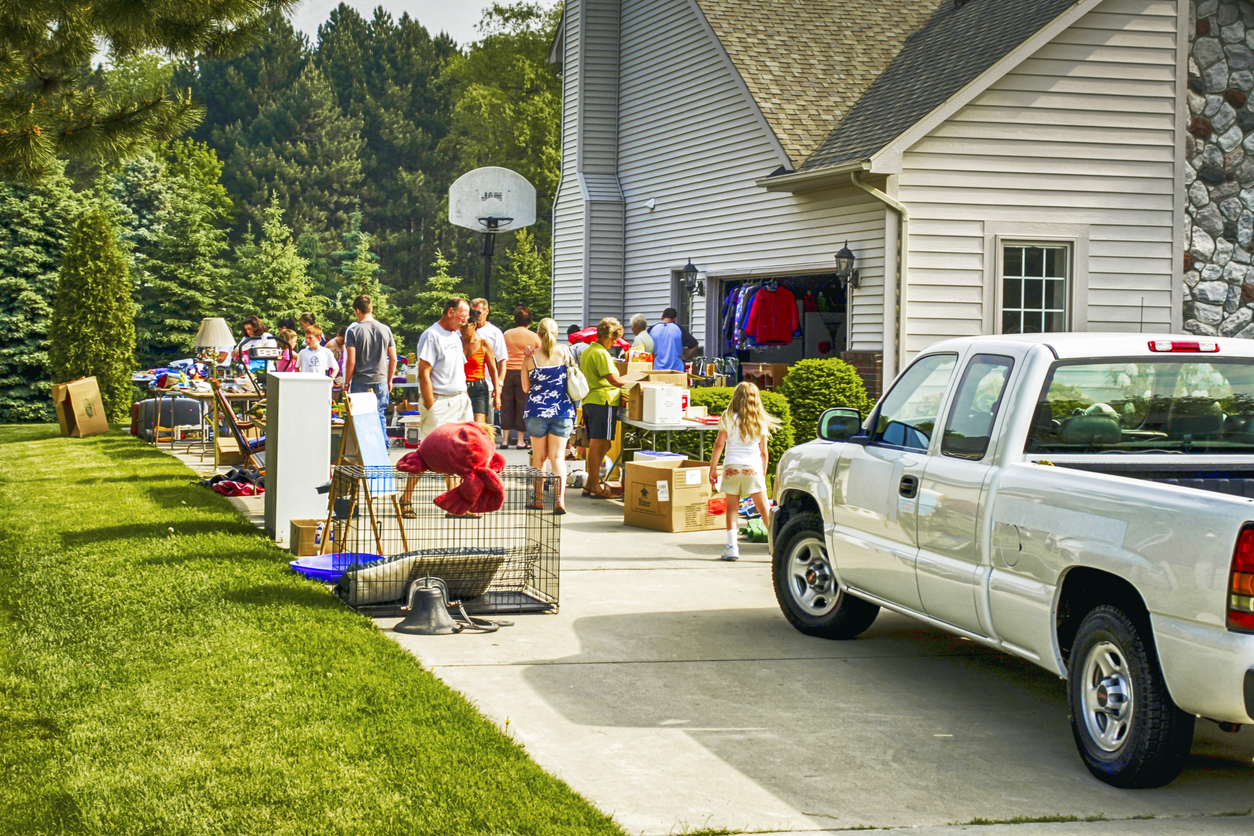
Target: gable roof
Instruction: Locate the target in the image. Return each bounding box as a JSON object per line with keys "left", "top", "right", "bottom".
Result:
{"left": 693, "top": 0, "right": 949, "bottom": 168}
{"left": 799, "top": 0, "right": 1083, "bottom": 173}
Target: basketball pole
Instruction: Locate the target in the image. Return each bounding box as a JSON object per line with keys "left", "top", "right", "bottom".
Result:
{"left": 482, "top": 229, "right": 495, "bottom": 300}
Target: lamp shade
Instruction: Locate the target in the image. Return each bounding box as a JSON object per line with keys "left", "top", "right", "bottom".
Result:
{"left": 194, "top": 317, "right": 234, "bottom": 349}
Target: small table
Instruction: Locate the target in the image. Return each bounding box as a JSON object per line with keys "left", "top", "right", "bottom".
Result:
{"left": 615, "top": 417, "right": 722, "bottom": 473}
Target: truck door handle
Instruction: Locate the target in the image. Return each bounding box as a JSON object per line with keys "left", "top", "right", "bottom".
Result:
{"left": 899, "top": 475, "right": 919, "bottom": 499}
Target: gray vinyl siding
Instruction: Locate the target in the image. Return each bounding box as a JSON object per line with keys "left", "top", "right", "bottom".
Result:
{"left": 551, "top": 0, "right": 584, "bottom": 325}
{"left": 898, "top": 0, "right": 1180, "bottom": 355}
{"left": 580, "top": 0, "right": 621, "bottom": 176}
{"left": 617, "top": 0, "right": 887, "bottom": 351}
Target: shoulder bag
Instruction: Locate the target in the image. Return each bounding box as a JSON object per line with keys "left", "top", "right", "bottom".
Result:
{"left": 565, "top": 348, "right": 590, "bottom": 402}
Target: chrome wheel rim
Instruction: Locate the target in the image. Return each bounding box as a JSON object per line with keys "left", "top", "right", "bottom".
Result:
{"left": 1081, "top": 640, "right": 1135, "bottom": 753}
{"left": 787, "top": 536, "right": 839, "bottom": 617}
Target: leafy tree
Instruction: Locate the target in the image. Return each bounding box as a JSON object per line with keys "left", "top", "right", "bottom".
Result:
{"left": 409, "top": 250, "right": 465, "bottom": 339}
{"left": 494, "top": 228, "right": 550, "bottom": 327}
{"left": 0, "top": 0, "right": 300, "bottom": 180}
{"left": 0, "top": 169, "right": 79, "bottom": 422}
{"left": 240, "top": 195, "right": 313, "bottom": 327}
{"left": 49, "top": 208, "right": 137, "bottom": 424}
{"left": 134, "top": 141, "right": 232, "bottom": 365}
{"left": 221, "top": 63, "right": 364, "bottom": 244}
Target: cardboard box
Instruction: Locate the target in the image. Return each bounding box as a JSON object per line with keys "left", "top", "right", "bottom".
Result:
{"left": 621, "top": 371, "right": 688, "bottom": 422}
{"left": 289, "top": 518, "right": 324, "bottom": 556}
{"left": 216, "top": 435, "right": 245, "bottom": 465}
{"left": 51, "top": 377, "right": 109, "bottom": 437}
{"left": 615, "top": 358, "right": 654, "bottom": 377}
{"left": 640, "top": 383, "right": 684, "bottom": 424}
{"left": 684, "top": 404, "right": 708, "bottom": 420}
{"left": 623, "top": 458, "right": 726, "bottom": 533}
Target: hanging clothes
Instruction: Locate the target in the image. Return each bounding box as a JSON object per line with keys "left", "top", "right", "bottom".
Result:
{"left": 745, "top": 285, "right": 799, "bottom": 346}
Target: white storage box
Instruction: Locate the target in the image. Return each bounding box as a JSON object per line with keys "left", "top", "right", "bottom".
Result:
{"left": 634, "top": 450, "right": 688, "bottom": 463}
{"left": 640, "top": 383, "right": 684, "bottom": 424}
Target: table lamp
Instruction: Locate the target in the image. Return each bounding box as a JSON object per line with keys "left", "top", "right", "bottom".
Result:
{"left": 194, "top": 317, "right": 233, "bottom": 379}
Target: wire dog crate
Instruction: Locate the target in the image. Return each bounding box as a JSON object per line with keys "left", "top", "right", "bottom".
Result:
{"left": 323, "top": 464, "right": 560, "bottom": 615}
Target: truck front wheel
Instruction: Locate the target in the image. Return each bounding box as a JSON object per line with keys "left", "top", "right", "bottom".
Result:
{"left": 1067, "top": 605, "right": 1194, "bottom": 788}
{"left": 772, "top": 512, "right": 879, "bottom": 639}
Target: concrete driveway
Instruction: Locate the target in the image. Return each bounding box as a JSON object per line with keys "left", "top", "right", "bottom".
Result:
{"left": 379, "top": 452, "right": 1254, "bottom": 836}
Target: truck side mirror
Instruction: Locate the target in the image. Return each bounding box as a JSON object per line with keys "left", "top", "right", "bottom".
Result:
{"left": 818, "top": 407, "right": 863, "bottom": 442}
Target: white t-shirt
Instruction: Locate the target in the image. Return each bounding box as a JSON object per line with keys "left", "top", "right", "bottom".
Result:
{"left": 417, "top": 322, "right": 468, "bottom": 395}
{"left": 719, "top": 414, "right": 767, "bottom": 467}
{"left": 298, "top": 346, "right": 340, "bottom": 377}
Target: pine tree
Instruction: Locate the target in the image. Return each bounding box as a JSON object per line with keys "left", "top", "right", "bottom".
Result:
{"left": 242, "top": 195, "right": 314, "bottom": 327}
{"left": 0, "top": 0, "right": 301, "bottom": 180}
{"left": 409, "top": 250, "right": 465, "bottom": 340}
{"left": 49, "top": 208, "right": 137, "bottom": 424}
{"left": 495, "top": 229, "right": 551, "bottom": 327}
{"left": 0, "top": 169, "right": 79, "bottom": 422}
{"left": 343, "top": 230, "right": 394, "bottom": 326}
{"left": 221, "top": 63, "right": 364, "bottom": 244}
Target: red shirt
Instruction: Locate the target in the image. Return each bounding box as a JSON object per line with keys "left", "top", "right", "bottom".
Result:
{"left": 745, "top": 287, "right": 799, "bottom": 345}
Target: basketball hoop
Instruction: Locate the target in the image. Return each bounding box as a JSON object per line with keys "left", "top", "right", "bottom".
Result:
{"left": 449, "top": 168, "right": 537, "bottom": 300}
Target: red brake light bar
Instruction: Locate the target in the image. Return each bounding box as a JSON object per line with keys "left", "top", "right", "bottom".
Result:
{"left": 1148, "top": 339, "right": 1219, "bottom": 353}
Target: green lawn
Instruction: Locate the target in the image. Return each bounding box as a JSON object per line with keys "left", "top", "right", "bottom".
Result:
{"left": 0, "top": 426, "right": 623, "bottom": 835}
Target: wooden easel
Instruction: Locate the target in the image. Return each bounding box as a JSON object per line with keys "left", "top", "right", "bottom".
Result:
{"left": 319, "top": 393, "right": 409, "bottom": 556}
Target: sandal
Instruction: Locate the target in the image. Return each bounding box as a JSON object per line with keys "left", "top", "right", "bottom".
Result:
{"left": 398, "top": 501, "right": 417, "bottom": 519}
{"left": 554, "top": 504, "right": 567, "bottom": 516}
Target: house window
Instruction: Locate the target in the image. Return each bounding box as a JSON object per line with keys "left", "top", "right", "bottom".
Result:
{"left": 1002, "top": 244, "right": 1068, "bottom": 334}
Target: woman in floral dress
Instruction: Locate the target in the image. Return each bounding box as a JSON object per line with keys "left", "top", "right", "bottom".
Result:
{"left": 521, "top": 317, "right": 576, "bottom": 514}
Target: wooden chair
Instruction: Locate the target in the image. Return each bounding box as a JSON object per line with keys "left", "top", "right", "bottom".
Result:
{"left": 210, "top": 379, "right": 265, "bottom": 471}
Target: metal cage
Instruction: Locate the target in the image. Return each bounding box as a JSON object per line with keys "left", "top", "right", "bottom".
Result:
{"left": 324, "top": 464, "right": 560, "bottom": 615}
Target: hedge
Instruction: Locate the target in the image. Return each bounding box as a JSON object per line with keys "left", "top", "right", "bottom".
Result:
{"left": 645, "top": 386, "right": 795, "bottom": 470}
{"left": 778, "top": 358, "right": 872, "bottom": 443}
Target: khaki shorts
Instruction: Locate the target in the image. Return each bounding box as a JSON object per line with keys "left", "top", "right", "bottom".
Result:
{"left": 718, "top": 466, "right": 767, "bottom": 497}
{"left": 420, "top": 392, "right": 474, "bottom": 437}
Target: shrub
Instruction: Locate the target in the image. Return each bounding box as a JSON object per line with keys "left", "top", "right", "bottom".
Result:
{"left": 664, "top": 387, "right": 795, "bottom": 470}
{"left": 779, "top": 358, "right": 872, "bottom": 443}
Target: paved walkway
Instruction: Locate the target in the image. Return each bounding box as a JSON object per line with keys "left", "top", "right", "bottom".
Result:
{"left": 165, "top": 439, "right": 1254, "bottom": 835}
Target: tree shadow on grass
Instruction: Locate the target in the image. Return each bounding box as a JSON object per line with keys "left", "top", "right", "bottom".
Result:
{"left": 61, "top": 520, "right": 268, "bottom": 550}
{"left": 223, "top": 582, "right": 344, "bottom": 612}
{"left": 0, "top": 426, "right": 62, "bottom": 445}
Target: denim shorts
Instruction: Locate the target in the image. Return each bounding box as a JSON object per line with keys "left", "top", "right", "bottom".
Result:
{"left": 526, "top": 416, "right": 575, "bottom": 439}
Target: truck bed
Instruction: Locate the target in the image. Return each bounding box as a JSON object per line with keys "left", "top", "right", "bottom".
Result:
{"left": 1049, "top": 461, "right": 1254, "bottom": 499}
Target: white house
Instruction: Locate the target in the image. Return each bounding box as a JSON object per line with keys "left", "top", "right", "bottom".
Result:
{"left": 550, "top": 0, "right": 1192, "bottom": 391}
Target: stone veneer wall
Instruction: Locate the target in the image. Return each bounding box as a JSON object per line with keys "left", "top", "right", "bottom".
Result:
{"left": 1185, "top": 0, "right": 1254, "bottom": 337}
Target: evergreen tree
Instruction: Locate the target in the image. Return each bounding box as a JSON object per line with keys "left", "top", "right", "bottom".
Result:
{"left": 0, "top": 170, "right": 79, "bottom": 422}
{"left": 221, "top": 63, "right": 364, "bottom": 244}
{"left": 0, "top": 0, "right": 300, "bottom": 180}
{"left": 134, "top": 141, "right": 233, "bottom": 365}
{"left": 343, "top": 230, "right": 393, "bottom": 326}
{"left": 49, "top": 208, "right": 137, "bottom": 424}
{"left": 241, "top": 195, "right": 314, "bottom": 327}
{"left": 297, "top": 232, "right": 335, "bottom": 306}
{"left": 494, "top": 229, "right": 551, "bottom": 327}
{"left": 409, "top": 250, "right": 465, "bottom": 339}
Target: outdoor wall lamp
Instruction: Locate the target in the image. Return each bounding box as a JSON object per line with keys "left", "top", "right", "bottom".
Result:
{"left": 680, "top": 258, "right": 704, "bottom": 297}
{"left": 835, "top": 242, "right": 860, "bottom": 290}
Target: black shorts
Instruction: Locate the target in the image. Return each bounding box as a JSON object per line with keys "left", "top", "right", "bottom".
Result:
{"left": 583, "top": 403, "right": 618, "bottom": 440}
{"left": 467, "top": 379, "right": 491, "bottom": 417}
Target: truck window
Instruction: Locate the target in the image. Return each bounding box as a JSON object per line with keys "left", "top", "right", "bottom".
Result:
{"left": 942, "top": 354, "right": 1014, "bottom": 460}
{"left": 873, "top": 353, "right": 958, "bottom": 451}
{"left": 1026, "top": 359, "right": 1254, "bottom": 454}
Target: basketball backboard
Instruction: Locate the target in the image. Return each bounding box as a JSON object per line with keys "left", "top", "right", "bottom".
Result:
{"left": 449, "top": 167, "right": 536, "bottom": 233}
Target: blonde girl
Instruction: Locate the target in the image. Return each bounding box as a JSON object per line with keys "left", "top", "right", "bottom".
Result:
{"left": 708, "top": 382, "right": 780, "bottom": 561}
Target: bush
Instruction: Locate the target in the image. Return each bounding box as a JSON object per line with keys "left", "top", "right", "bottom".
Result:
{"left": 779, "top": 358, "right": 872, "bottom": 443}
{"left": 663, "top": 387, "right": 794, "bottom": 469}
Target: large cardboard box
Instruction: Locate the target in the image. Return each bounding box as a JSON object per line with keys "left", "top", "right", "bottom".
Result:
{"left": 51, "top": 377, "right": 109, "bottom": 437}
{"left": 623, "top": 458, "right": 726, "bottom": 533}
{"left": 621, "top": 371, "right": 688, "bottom": 422}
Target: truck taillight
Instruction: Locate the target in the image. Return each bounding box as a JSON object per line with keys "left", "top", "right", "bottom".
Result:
{"left": 1230, "top": 526, "right": 1254, "bottom": 632}
{"left": 1148, "top": 339, "right": 1219, "bottom": 353}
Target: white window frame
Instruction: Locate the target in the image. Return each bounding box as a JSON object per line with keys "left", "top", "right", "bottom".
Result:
{"left": 982, "top": 222, "right": 1089, "bottom": 335}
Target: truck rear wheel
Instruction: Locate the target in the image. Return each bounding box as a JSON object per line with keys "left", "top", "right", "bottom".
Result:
{"left": 772, "top": 512, "right": 879, "bottom": 639}
{"left": 1067, "top": 605, "right": 1194, "bottom": 788}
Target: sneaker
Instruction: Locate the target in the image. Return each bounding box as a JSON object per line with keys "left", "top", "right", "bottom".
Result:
{"left": 720, "top": 547, "right": 740, "bottom": 561}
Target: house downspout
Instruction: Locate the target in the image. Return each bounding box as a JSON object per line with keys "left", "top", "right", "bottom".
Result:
{"left": 851, "top": 171, "right": 908, "bottom": 379}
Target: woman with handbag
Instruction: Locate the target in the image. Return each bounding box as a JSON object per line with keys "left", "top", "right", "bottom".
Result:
{"left": 521, "top": 317, "right": 577, "bottom": 514}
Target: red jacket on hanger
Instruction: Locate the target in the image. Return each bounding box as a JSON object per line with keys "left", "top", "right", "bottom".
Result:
{"left": 745, "top": 286, "right": 798, "bottom": 345}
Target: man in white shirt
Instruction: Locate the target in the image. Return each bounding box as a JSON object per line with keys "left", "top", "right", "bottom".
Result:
{"left": 416, "top": 297, "right": 474, "bottom": 438}
{"left": 470, "top": 297, "right": 508, "bottom": 406}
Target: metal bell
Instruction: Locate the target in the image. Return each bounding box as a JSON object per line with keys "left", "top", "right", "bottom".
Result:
{"left": 393, "top": 582, "right": 462, "bottom": 635}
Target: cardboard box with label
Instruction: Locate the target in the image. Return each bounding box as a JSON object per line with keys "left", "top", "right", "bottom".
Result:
{"left": 289, "top": 518, "right": 324, "bottom": 556}
{"left": 639, "top": 383, "right": 685, "bottom": 424}
{"left": 623, "top": 458, "right": 726, "bottom": 532}
{"left": 51, "top": 377, "right": 110, "bottom": 437}
{"left": 621, "top": 371, "right": 688, "bottom": 421}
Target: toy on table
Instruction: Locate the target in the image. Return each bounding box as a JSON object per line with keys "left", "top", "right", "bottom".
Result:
{"left": 396, "top": 422, "right": 506, "bottom": 515}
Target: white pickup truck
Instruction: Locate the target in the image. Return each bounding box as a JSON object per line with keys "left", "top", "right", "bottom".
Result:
{"left": 769, "top": 334, "right": 1254, "bottom": 788}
